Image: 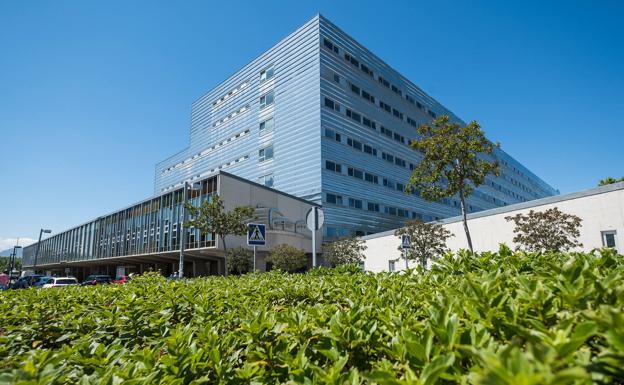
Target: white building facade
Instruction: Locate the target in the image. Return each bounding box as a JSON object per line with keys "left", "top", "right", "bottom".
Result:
{"left": 361, "top": 182, "right": 624, "bottom": 272}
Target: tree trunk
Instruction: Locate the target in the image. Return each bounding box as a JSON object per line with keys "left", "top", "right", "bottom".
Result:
{"left": 459, "top": 190, "right": 474, "bottom": 253}
{"left": 221, "top": 235, "right": 228, "bottom": 277}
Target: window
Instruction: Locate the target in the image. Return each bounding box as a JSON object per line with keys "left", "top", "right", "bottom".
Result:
{"left": 325, "top": 160, "right": 342, "bottom": 173}
{"left": 364, "top": 172, "right": 378, "bottom": 184}
{"left": 326, "top": 193, "right": 343, "bottom": 205}
{"left": 360, "top": 63, "right": 373, "bottom": 76}
{"left": 428, "top": 109, "right": 437, "bottom": 118}
{"left": 350, "top": 84, "right": 360, "bottom": 95}
{"left": 406, "top": 94, "right": 415, "bottom": 104}
{"left": 259, "top": 90, "right": 274, "bottom": 109}
{"left": 348, "top": 167, "right": 363, "bottom": 179}
{"left": 260, "top": 67, "right": 274, "bottom": 82}
{"left": 407, "top": 117, "right": 418, "bottom": 127}
{"left": 348, "top": 198, "right": 363, "bottom": 209}
{"left": 323, "top": 38, "right": 339, "bottom": 54}
{"left": 378, "top": 75, "right": 390, "bottom": 88}
{"left": 363, "top": 144, "right": 376, "bottom": 156}
{"left": 259, "top": 173, "right": 274, "bottom": 187}
{"left": 380, "top": 101, "right": 391, "bottom": 113}
{"left": 258, "top": 145, "right": 274, "bottom": 162}
{"left": 395, "top": 157, "right": 406, "bottom": 168}
{"left": 388, "top": 260, "right": 395, "bottom": 272}
{"left": 367, "top": 202, "right": 380, "bottom": 212}
{"left": 324, "top": 97, "right": 340, "bottom": 112}
{"left": 347, "top": 138, "right": 362, "bottom": 151}
{"left": 361, "top": 90, "right": 375, "bottom": 103}
{"left": 259, "top": 117, "right": 274, "bottom": 135}
{"left": 324, "top": 128, "right": 341, "bottom": 142}
{"left": 346, "top": 109, "right": 361, "bottom": 123}
{"left": 602, "top": 231, "right": 617, "bottom": 249}
{"left": 392, "top": 108, "right": 403, "bottom": 120}
{"left": 396, "top": 182, "right": 405, "bottom": 192}
{"left": 382, "top": 152, "right": 394, "bottom": 163}
{"left": 381, "top": 126, "right": 393, "bottom": 138}
{"left": 393, "top": 133, "right": 405, "bottom": 143}
{"left": 362, "top": 117, "right": 376, "bottom": 129}
{"left": 333, "top": 73, "right": 340, "bottom": 83}
{"left": 383, "top": 178, "right": 396, "bottom": 189}
{"left": 344, "top": 52, "right": 359, "bottom": 67}
{"left": 391, "top": 84, "right": 402, "bottom": 95}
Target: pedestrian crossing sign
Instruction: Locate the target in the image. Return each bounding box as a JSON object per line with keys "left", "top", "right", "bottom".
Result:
{"left": 247, "top": 223, "right": 266, "bottom": 246}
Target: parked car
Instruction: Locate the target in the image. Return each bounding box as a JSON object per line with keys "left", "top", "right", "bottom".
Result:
{"left": 81, "top": 275, "right": 112, "bottom": 286}
{"left": 13, "top": 277, "right": 31, "bottom": 289}
{"left": 41, "top": 277, "right": 78, "bottom": 288}
{"left": 25, "top": 274, "right": 47, "bottom": 286}
{"left": 113, "top": 275, "right": 131, "bottom": 284}
{"left": 31, "top": 276, "right": 53, "bottom": 287}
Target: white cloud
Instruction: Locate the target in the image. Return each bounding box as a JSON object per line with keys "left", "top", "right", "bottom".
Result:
{"left": 0, "top": 237, "right": 37, "bottom": 252}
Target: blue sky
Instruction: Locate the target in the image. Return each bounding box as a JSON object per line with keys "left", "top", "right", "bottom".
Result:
{"left": 1, "top": 0, "right": 622, "bottom": 246}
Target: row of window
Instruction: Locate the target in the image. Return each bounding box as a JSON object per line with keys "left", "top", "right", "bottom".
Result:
{"left": 324, "top": 96, "right": 408, "bottom": 146}
{"left": 334, "top": 72, "right": 423, "bottom": 130}
{"left": 323, "top": 37, "right": 439, "bottom": 120}
{"left": 160, "top": 155, "right": 250, "bottom": 192}
{"left": 325, "top": 192, "right": 423, "bottom": 220}
{"left": 212, "top": 81, "right": 250, "bottom": 107}
{"left": 213, "top": 104, "right": 250, "bottom": 128}
{"left": 324, "top": 127, "right": 413, "bottom": 171}
{"left": 161, "top": 129, "right": 251, "bottom": 175}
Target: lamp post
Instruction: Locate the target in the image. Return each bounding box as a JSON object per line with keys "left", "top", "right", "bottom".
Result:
{"left": 179, "top": 181, "right": 201, "bottom": 279}
{"left": 33, "top": 229, "right": 52, "bottom": 272}
{"left": 9, "top": 245, "right": 22, "bottom": 284}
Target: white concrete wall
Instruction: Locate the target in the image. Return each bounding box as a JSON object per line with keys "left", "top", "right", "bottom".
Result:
{"left": 361, "top": 183, "right": 624, "bottom": 272}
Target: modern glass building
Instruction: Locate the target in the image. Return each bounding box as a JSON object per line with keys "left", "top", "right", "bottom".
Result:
{"left": 154, "top": 14, "right": 557, "bottom": 239}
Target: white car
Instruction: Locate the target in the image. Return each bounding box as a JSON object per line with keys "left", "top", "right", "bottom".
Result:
{"left": 41, "top": 277, "right": 78, "bottom": 288}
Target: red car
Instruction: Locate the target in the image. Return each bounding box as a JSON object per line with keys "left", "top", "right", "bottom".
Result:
{"left": 113, "top": 275, "right": 132, "bottom": 284}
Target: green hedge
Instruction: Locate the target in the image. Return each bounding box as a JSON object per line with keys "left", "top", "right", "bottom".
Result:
{"left": 1, "top": 247, "right": 623, "bottom": 384}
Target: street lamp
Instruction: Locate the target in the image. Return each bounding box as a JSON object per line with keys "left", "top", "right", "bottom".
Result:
{"left": 179, "top": 181, "right": 201, "bottom": 279}
{"left": 33, "top": 229, "right": 52, "bottom": 272}
{"left": 9, "top": 245, "right": 22, "bottom": 284}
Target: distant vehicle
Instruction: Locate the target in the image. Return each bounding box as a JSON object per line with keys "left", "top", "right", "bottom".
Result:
{"left": 13, "top": 277, "right": 31, "bottom": 289}
{"left": 113, "top": 275, "right": 131, "bottom": 284}
{"left": 31, "top": 276, "right": 52, "bottom": 287}
{"left": 41, "top": 277, "right": 78, "bottom": 288}
{"left": 81, "top": 275, "right": 112, "bottom": 286}
{"left": 25, "top": 274, "right": 46, "bottom": 286}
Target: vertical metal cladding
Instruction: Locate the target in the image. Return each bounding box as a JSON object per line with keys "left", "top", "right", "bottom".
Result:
{"left": 317, "top": 15, "right": 557, "bottom": 237}
{"left": 154, "top": 14, "right": 557, "bottom": 239}
{"left": 155, "top": 16, "right": 322, "bottom": 204}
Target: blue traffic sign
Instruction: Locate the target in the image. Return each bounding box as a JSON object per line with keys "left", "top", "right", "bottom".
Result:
{"left": 247, "top": 223, "right": 266, "bottom": 246}
{"left": 401, "top": 235, "right": 411, "bottom": 249}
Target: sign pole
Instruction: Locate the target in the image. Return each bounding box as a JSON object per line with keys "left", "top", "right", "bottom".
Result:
{"left": 312, "top": 225, "right": 316, "bottom": 268}
{"left": 253, "top": 245, "right": 257, "bottom": 271}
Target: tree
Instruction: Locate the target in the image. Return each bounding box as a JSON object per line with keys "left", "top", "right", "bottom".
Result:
{"left": 184, "top": 194, "right": 255, "bottom": 276}
{"left": 407, "top": 115, "right": 500, "bottom": 253}
{"left": 323, "top": 237, "right": 367, "bottom": 267}
{"left": 598, "top": 176, "right": 624, "bottom": 186}
{"left": 395, "top": 220, "right": 452, "bottom": 268}
{"left": 266, "top": 244, "right": 307, "bottom": 273}
{"left": 505, "top": 207, "right": 582, "bottom": 252}
{"left": 226, "top": 247, "right": 254, "bottom": 275}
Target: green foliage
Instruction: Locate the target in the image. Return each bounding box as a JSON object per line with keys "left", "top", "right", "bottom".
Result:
{"left": 407, "top": 115, "right": 500, "bottom": 252}
{"left": 505, "top": 207, "right": 583, "bottom": 252}
{"left": 0, "top": 256, "right": 21, "bottom": 272}
{"left": 598, "top": 176, "right": 624, "bottom": 186}
{"left": 184, "top": 193, "right": 255, "bottom": 252}
{"left": 323, "top": 237, "right": 367, "bottom": 267}
{"left": 226, "top": 247, "right": 253, "bottom": 275}
{"left": 395, "top": 220, "right": 453, "bottom": 267}
{"left": 266, "top": 244, "right": 307, "bottom": 273}
{"left": 1, "top": 249, "right": 624, "bottom": 384}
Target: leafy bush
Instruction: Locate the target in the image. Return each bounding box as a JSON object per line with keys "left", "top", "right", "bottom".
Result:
{"left": 1, "top": 248, "right": 623, "bottom": 384}
{"left": 323, "top": 237, "right": 367, "bottom": 267}
{"left": 266, "top": 244, "right": 307, "bottom": 273}
{"left": 226, "top": 247, "right": 253, "bottom": 275}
